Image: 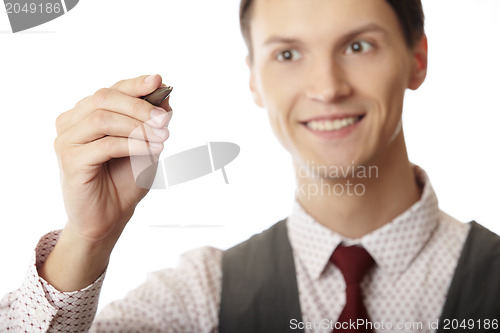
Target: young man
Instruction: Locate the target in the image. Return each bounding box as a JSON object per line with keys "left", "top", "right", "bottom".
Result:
{"left": 1, "top": 0, "right": 499, "bottom": 332}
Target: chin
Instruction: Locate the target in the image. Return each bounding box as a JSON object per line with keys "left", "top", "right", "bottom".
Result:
{"left": 312, "top": 145, "right": 368, "bottom": 166}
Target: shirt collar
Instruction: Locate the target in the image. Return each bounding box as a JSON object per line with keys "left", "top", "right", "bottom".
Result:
{"left": 287, "top": 165, "right": 440, "bottom": 281}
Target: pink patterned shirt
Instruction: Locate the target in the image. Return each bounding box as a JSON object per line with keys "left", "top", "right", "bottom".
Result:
{"left": 0, "top": 166, "right": 470, "bottom": 332}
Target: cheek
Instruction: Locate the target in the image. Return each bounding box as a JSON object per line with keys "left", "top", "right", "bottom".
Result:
{"left": 355, "top": 53, "right": 408, "bottom": 139}
{"left": 264, "top": 95, "right": 296, "bottom": 153}
{"left": 257, "top": 64, "right": 297, "bottom": 108}
{"left": 256, "top": 65, "right": 302, "bottom": 151}
{"left": 380, "top": 61, "right": 408, "bottom": 134}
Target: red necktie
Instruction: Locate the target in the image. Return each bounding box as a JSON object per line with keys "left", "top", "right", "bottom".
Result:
{"left": 330, "top": 245, "right": 375, "bottom": 333}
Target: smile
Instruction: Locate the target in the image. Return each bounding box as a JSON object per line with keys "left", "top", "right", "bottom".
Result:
{"left": 305, "top": 115, "right": 364, "bottom": 132}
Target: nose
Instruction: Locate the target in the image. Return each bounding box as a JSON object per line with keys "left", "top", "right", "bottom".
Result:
{"left": 305, "top": 57, "right": 352, "bottom": 103}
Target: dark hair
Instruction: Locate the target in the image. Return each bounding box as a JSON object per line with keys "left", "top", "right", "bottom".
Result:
{"left": 240, "top": 0, "right": 424, "bottom": 58}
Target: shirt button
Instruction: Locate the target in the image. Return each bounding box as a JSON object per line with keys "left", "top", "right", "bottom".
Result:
{"left": 35, "top": 308, "right": 48, "bottom": 322}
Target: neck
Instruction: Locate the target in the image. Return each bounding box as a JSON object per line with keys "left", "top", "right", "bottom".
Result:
{"left": 294, "top": 132, "right": 421, "bottom": 238}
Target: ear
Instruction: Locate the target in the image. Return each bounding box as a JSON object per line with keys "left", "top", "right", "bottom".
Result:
{"left": 408, "top": 34, "right": 428, "bottom": 90}
{"left": 246, "top": 56, "right": 264, "bottom": 108}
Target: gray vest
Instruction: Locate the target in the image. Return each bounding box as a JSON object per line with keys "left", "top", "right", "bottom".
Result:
{"left": 219, "top": 220, "right": 500, "bottom": 332}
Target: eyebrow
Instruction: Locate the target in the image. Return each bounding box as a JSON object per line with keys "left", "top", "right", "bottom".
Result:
{"left": 262, "top": 23, "right": 388, "bottom": 46}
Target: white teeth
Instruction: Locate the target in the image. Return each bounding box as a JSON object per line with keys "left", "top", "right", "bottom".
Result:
{"left": 306, "top": 116, "right": 360, "bottom": 131}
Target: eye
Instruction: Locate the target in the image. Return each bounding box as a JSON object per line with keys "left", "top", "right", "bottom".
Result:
{"left": 276, "top": 49, "right": 302, "bottom": 61}
{"left": 345, "top": 40, "right": 373, "bottom": 55}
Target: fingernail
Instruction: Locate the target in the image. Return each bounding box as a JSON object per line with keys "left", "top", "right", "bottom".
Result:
{"left": 150, "top": 107, "right": 167, "bottom": 124}
{"left": 149, "top": 142, "right": 164, "bottom": 149}
{"left": 145, "top": 74, "right": 157, "bottom": 83}
{"left": 152, "top": 127, "right": 167, "bottom": 138}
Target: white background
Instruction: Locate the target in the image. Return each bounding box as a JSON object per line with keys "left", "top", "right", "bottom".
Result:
{"left": 0, "top": 0, "right": 499, "bottom": 312}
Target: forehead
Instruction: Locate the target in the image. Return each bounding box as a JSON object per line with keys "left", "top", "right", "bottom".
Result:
{"left": 250, "top": 0, "right": 401, "bottom": 43}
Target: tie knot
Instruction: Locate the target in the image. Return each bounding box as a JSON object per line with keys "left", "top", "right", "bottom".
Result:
{"left": 330, "top": 245, "right": 374, "bottom": 285}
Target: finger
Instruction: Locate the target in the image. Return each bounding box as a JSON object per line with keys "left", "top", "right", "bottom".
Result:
{"left": 63, "top": 110, "right": 171, "bottom": 145}
{"left": 59, "top": 89, "right": 171, "bottom": 133}
{"left": 55, "top": 74, "right": 169, "bottom": 135}
{"left": 74, "top": 136, "right": 166, "bottom": 167}
{"left": 110, "top": 74, "right": 163, "bottom": 98}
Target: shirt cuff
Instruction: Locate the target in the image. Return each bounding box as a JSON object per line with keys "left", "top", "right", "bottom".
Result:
{"left": 16, "top": 230, "right": 106, "bottom": 331}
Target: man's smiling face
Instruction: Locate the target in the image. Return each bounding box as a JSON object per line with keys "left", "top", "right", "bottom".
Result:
{"left": 247, "top": 0, "right": 427, "bottom": 172}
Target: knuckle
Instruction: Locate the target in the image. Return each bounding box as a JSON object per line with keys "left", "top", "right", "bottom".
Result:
{"left": 59, "top": 147, "right": 74, "bottom": 169}
{"left": 53, "top": 136, "right": 61, "bottom": 153}
{"left": 130, "top": 98, "right": 149, "bottom": 118}
{"left": 128, "top": 121, "right": 146, "bottom": 140}
{"left": 75, "top": 95, "right": 92, "bottom": 107}
{"left": 111, "top": 79, "right": 126, "bottom": 89}
{"left": 91, "top": 110, "right": 111, "bottom": 129}
{"left": 129, "top": 118, "right": 142, "bottom": 133}
{"left": 93, "top": 88, "right": 111, "bottom": 107}
{"left": 102, "top": 136, "right": 117, "bottom": 153}
{"left": 55, "top": 112, "right": 66, "bottom": 131}
{"left": 53, "top": 132, "right": 70, "bottom": 156}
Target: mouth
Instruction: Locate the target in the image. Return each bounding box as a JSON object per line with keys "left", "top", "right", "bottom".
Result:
{"left": 302, "top": 114, "right": 365, "bottom": 131}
